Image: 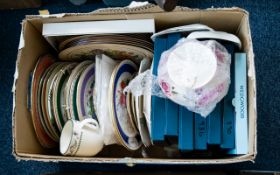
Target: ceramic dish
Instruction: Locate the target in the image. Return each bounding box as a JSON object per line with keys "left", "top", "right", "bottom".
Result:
{"left": 63, "top": 40, "right": 153, "bottom": 56}
{"left": 61, "top": 37, "right": 153, "bottom": 51}
{"left": 126, "top": 92, "right": 138, "bottom": 131}
{"left": 131, "top": 94, "right": 137, "bottom": 128}
{"left": 108, "top": 60, "right": 142, "bottom": 150}
{"left": 187, "top": 31, "right": 242, "bottom": 49}
{"left": 107, "top": 65, "right": 123, "bottom": 145}
{"left": 65, "top": 61, "right": 92, "bottom": 120}
{"left": 93, "top": 55, "right": 101, "bottom": 118}
{"left": 40, "top": 62, "right": 62, "bottom": 141}
{"left": 135, "top": 58, "right": 152, "bottom": 147}
{"left": 59, "top": 43, "right": 153, "bottom": 63}
{"left": 38, "top": 63, "right": 58, "bottom": 140}
{"left": 59, "top": 34, "right": 153, "bottom": 51}
{"left": 52, "top": 63, "right": 77, "bottom": 131}
{"left": 143, "top": 61, "right": 154, "bottom": 135}
{"left": 76, "top": 63, "right": 97, "bottom": 121}
{"left": 45, "top": 63, "right": 66, "bottom": 140}
{"left": 30, "top": 54, "right": 57, "bottom": 148}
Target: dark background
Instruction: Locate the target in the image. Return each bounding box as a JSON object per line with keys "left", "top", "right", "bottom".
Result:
{"left": 0, "top": 0, "right": 279, "bottom": 174}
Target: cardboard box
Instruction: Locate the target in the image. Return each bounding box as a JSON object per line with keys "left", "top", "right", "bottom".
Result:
{"left": 12, "top": 4, "right": 257, "bottom": 164}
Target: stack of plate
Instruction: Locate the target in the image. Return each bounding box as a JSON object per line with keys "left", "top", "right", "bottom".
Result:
{"left": 31, "top": 33, "right": 154, "bottom": 149}
{"left": 31, "top": 53, "right": 153, "bottom": 150}
{"left": 108, "top": 59, "right": 152, "bottom": 151}
{"left": 58, "top": 34, "right": 153, "bottom": 63}
{"left": 31, "top": 55, "right": 98, "bottom": 148}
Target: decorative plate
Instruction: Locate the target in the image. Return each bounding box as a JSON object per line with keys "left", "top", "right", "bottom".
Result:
{"left": 65, "top": 61, "right": 92, "bottom": 120}
{"left": 30, "top": 54, "right": 57, "bottom": 148}
{"left": 45, "top": 63, "right": 66, "bottom": 140}
{"left": 59, "top": 34, "right": 153, "bottom": 51}
{"left": 62, "top": 37, "right": 153, "bottom": 52}
{"left": 108, "top": 60, "right": 142, "bottom": 150}
{"left": 38, "top": 63, "right": 58, "bottom": 141}
{"left": 59, "top": 43, "right": 153, "bottom": 64}
{"left": 40, "top": 62, "right": 62, "bottom": 141}
{"left": 126, "top": 92, "right": 138, "bottom": 131}
{"left": 76, "top": 63, "right": 97, "bottom": 121}
{"left": 52, "top": 63, "right": 77, "bottom": 131}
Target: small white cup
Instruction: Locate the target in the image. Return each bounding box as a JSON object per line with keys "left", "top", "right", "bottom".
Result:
{"left": 60, "top": 118, "right": 104, "bottom": 157}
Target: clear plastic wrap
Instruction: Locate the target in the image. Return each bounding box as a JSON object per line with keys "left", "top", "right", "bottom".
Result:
{"left": 124, "top": 39, "right": 231, "bottom": 117}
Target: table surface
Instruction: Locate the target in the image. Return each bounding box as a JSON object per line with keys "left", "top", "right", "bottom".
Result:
{"left": 0, "top": 0, "right": 279, "bottom": 174}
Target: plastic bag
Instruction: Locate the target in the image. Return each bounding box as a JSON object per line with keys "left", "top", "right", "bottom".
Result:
{"left": 124, "top": 39, "right": 231, "bottom": 117}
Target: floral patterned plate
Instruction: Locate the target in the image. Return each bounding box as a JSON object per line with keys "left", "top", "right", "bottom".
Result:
{"left": 31, "top": 54, "right": 57, "bottom": 148}
{"left": 108, "top": 60, "right": 142, "bottom": 150}
{"left": 76, "top": 63, "right": 97, "bottom": 121}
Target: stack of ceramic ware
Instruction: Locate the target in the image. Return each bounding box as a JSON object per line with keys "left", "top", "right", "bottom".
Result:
{"left": 58, "top": 34, "right": 153, "bottom": 63}
{"left": 30, "top": 33, "right": 154, "bottom": 150}
{"left": 30, "top": 54, "right": 153, "bottom": 152}
{"left": 30, "top": 55, "right": 98, "bottom": 148}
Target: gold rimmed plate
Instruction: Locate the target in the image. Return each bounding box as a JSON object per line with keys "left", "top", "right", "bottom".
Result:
{"left": 108, "top": 60, "right": 142, "bottom": 151}
{"left": 40, "top": 62, "right": 62, "bottom": 141}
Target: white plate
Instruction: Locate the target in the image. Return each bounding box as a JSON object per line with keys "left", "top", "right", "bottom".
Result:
{"left": 151, "top": 24, "right": 214, "bottom": 41}
{"left": 187, "top": 31, "right": 242, "bottom": 49}
{"left": 135, "top": 58, "right": 152, "bottom": 147}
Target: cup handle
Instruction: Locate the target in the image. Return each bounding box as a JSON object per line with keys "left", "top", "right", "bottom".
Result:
{"left": 80, "top": 118, "right": 99, "bottom": 132}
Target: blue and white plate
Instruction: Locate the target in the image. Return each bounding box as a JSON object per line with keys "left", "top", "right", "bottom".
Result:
{"left": 108, "top": 60, "right": 142, "bottom": 150}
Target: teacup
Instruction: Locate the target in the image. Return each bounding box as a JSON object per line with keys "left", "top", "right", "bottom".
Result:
{"left": 60, "top": 118, "right": 104, "bottom": 156}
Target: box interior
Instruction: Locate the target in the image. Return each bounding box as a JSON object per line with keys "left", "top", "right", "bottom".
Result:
{"left": 13, "top": 7, "right": 256, "bottom": 164}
